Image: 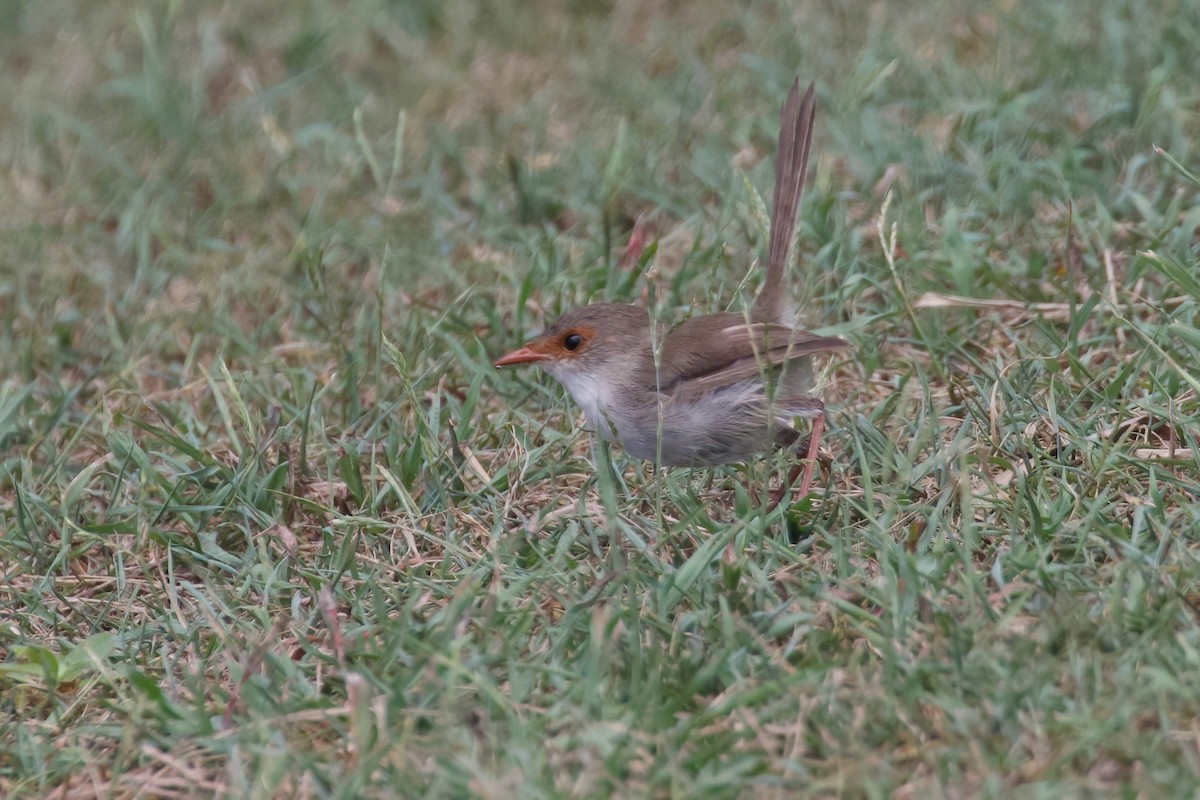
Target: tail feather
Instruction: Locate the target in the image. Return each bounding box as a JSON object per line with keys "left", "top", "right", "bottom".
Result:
{"left": 756, "top": 79, "right": 816, "bottom": 323}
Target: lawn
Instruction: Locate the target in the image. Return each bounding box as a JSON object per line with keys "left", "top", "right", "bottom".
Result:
{"left": 2, "top": 0, "right": 1199, "bottom": 797}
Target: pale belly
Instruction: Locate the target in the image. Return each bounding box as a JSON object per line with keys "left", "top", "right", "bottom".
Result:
{"left": 590, "top": 382, "right": 815, "bottom": 467}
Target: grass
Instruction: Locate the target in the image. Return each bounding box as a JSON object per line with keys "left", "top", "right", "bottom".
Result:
{"left": 1, "top": 0, "right": 1199, "bottom": 796}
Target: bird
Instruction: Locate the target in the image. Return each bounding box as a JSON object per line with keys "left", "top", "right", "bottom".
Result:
{"left": 496, "top": 78, "right": 850, "bottom": 501}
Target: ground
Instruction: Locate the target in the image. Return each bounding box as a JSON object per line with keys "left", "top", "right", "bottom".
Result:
{"left": 1, "top": 0, "right": 1199, "bottom": 797}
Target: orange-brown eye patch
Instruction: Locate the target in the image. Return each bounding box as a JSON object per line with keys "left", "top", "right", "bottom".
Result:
{"left": 495, "top": 324, "right": 599, "bottom": 366}
{"left": 558, "top": 325, "right": 595, "bottom": 357}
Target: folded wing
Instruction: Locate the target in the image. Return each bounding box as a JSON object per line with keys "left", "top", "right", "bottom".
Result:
{"left": 654, "top": 312, "right": 847, "bottom": 402}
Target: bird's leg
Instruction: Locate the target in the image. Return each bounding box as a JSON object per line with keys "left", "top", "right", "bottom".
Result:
{"left": 770, "top": 412, "right": 826, "bottom": 508}
{"left": 796, "top": 412, "right": 825, "bottom": 497}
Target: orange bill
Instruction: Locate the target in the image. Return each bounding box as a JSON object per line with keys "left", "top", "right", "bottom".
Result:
{"left": 495, "top": 345, "right": 550, "bottom": 367}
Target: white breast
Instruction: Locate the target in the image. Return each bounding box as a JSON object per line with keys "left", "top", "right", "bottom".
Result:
{"left": 549, "top": 366, "right": 617, "bottom": 437}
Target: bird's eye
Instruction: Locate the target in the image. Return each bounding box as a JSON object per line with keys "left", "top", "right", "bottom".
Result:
{"left": 563, "top": 333, "right": 583, "bottom": 351}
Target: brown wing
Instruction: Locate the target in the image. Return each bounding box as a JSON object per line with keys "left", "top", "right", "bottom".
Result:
{"left": 654, "top": 312, "right": 847, "bottom": 401}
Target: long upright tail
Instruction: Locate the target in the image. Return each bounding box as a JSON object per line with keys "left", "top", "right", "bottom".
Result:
{"left": 755, "top": 79, "right": 816, "bottom": 323}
